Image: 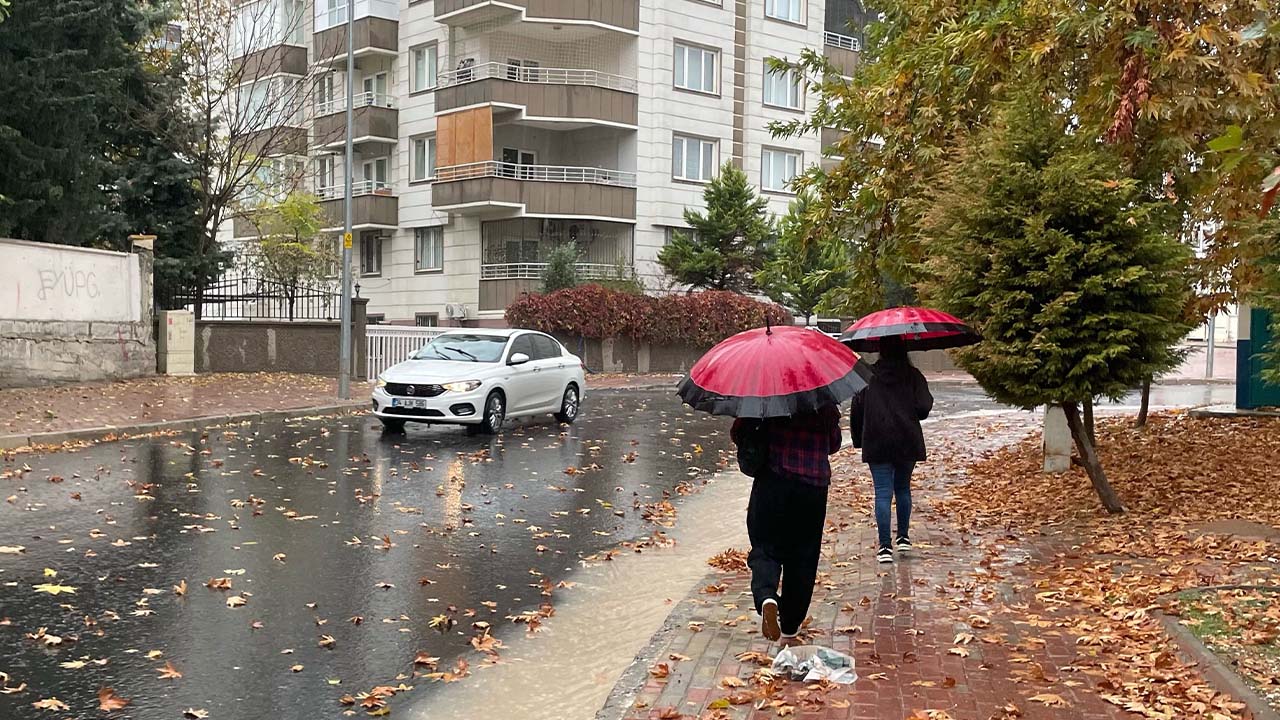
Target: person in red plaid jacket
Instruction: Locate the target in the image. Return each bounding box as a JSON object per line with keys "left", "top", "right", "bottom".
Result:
{"left": 731, "top": 404, "right": 842, "bottom": 646}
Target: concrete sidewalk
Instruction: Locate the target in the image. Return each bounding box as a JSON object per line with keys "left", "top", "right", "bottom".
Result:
{"left": 0, "top": 373, "right": 368, "bottom": 450}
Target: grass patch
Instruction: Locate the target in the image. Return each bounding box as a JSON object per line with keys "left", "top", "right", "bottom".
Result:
{"left": 1178, "top": 588, "right": 1280, "bottom": 711}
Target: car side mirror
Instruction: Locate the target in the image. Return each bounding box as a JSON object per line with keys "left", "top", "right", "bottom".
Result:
{"left": 508, "top": 352, "right": 530, "bottom": 366}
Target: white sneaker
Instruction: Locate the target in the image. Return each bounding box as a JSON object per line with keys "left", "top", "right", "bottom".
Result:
{"left": 761, "top": 598, "right": 781, "bottom": 641}
{"left": 877, "top": 547, "right": 894, "bottom": 564}
{"left": 896, "top": 537, "right": 913, "bottom": 553}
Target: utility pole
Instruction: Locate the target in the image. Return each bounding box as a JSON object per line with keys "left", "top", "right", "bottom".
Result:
{"left": 1205, "top": 310, "right": 1217, "bottom": 379}
{"left": 337, "top": 0, "right": 355, "bottom": 399}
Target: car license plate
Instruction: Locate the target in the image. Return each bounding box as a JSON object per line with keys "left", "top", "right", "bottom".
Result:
{"left": 391, "top": 398, "right": 432, "bottom": 409}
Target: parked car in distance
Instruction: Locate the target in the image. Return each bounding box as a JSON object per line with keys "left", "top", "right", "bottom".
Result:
{"left": 371, "top": 329, "right": 585, "bottom": 434}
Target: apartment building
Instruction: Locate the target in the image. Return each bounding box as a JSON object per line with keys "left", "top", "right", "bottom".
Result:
{"left": 229, "top": 0, "right": 865, "bottom": 327}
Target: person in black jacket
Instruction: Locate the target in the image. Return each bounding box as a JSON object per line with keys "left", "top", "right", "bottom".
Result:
{"left": 849, "top": 336, "right": 934, "bottom": 564}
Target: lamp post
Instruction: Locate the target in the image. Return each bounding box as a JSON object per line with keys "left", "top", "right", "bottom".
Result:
{"left": 337, "top": 0, "right": 355, "bottom": 399}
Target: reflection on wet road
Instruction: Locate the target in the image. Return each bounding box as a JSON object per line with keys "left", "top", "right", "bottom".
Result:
{"left": 0, "top": 391, "right": 732, "bottom": 719}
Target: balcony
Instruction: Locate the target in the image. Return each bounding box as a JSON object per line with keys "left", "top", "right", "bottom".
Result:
{"left": 314, "top": 0, "right": 398, "bottom": 66}
{"left": 433, "top": 162, "right": 636, "bottom": 220}
{"left": 314, "top": 92, "right": 398, "bottom": 149}
{"left": 316, "top": 181, "right": 398, "bottom": 230}
{"left": 823, "top": 32, "right": 860, "bottom": 76}
{"left": 435, "top": 0, "right": 639, "bottom": 32}
{"left": 436, "top": 63, "right": 638, "bottom": 127}
{"left": 479, "top": 263, "right": 633, "bottom": 311}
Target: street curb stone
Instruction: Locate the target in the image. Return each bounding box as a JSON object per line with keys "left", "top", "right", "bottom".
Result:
{"left": 0, "top": 402, "right": 367, "bottom": 452}
{"left": 1156, "top": 605, "right": 1280, "bottom": 720}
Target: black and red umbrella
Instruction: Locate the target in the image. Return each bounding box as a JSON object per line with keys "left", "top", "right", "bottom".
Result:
{"left": 677, "top": 326, "right": 871, "bottom": 418}
{"left": 839, "top": 306, "right": 979, "bottom": 352}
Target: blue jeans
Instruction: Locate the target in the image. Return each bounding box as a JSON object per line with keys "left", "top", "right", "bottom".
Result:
{"left": 869, "top": 462, "right": 914, "bottom": 549}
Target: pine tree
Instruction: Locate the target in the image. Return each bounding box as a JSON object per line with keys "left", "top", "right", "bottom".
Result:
{"left": 756, "top": 194, "right": 850, "bottom": 324}
{"left": 541, "top": 243, "right": 580, "bottom": 294}
{"left": 659, "top": 163, "right": 775, "bottom": 292}
{"left": 919, "top": 97, "right": 1192, "bottom": 514}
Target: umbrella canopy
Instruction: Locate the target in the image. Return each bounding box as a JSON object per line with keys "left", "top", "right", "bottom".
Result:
{"left": 840, "top": 306, "right": 979, "bottom": 352}
{"left": 677, "top": 325, "right": 871, "bottom": 418}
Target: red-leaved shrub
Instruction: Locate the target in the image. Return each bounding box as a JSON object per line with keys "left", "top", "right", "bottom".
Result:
{"left": 505, "top": 285, "right": 791, "bottom": 348}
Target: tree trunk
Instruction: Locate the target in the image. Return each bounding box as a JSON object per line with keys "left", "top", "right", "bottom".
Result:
{"left": 1062, "top": 401, "right": 1125, "bottom": 514}
{"left": 1083, "top": 396, "right": 1096, "bottom": 445}
{"left": 1136, "top": 375, "right": 1152, "bottom": 428}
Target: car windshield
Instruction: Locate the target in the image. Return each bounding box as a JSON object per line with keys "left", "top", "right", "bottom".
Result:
{"left": 410, "top": 334, "right": 509, "bottom": 363}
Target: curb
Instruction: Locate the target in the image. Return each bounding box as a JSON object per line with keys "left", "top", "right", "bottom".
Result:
{"left": 1156, "top": 597, "right": 1280, "bottom": 720}
{"left": 0, "top": 402, "right": 368, "bottom": 452}
{"left": 1190, "top": 405, "right": 1280, "bottom": 419}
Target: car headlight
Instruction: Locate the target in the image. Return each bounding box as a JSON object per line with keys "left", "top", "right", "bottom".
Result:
{"left": 375, "top": 377, "right": 387, "bottom": 388}
{"left": 443, "top": 380, "right": 482, "bottom": 393}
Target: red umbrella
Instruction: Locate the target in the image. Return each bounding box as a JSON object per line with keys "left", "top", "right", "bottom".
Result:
{"left": 840, "top": 306, "right": 979, "bottom": 352}
{"left": 677, "top": 326, "right": 871, "bottom": 418}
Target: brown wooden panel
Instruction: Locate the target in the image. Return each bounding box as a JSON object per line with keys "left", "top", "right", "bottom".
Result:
{"left": 437, "top": 113, "right": 456, "bottom": 167}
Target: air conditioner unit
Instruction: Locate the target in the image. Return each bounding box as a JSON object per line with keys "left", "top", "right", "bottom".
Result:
{"left": 445, "top": 303, "right": 470, "bottom": 319}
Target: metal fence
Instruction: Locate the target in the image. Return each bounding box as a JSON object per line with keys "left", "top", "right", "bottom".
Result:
{"left": 158, "top": 269, "right": 342, "bottom": 321}
{"left": 824, "top": 31, "right": 862, "bottom": 51}
{"left": 367, "top": 325, "right": 446, "bottom": 380}
{"left": 434, "top": 161, "right": 637, "bottom": 187}
{"left": 437, "top": 62, "right": 639, "bottom": 93}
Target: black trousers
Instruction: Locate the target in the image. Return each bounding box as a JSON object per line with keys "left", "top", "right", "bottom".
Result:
{"left": 746, "top": 469, "right": 828, "bottom": 636}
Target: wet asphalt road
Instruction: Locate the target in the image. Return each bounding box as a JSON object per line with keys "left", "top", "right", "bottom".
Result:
{"left": 0, "top": 382, "right": 1233, "bottom": 719}
{"left": 0, "top": 390, "right": 735, "bottom": 720}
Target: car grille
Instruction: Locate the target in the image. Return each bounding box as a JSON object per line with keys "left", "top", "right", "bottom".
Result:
{"left": 385, "top": 407, "right": 445, "bottom": 418}
{"left": 384, "top": 382, "right": 445, "bottom": 397}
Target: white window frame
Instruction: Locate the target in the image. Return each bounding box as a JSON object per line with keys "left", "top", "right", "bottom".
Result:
{"left": 672, "top": 134, "right": 718, "bottom": 183}
{"left": 315, "top": 155, "right": 334, "bottom": 191}
{"left": 763, "top": 64, "right": 803, "bottom": 110}
{"left": 360, "top": 233, "right": 383, "bottom": 276}
{"left": 411, "top": 136, "right": 436, "bottom": 182}
{"left": 765, "top": 0, "right": 803, "bottom": 23}
{"left": 411, "top": 43, "right": 438, "bottom": 93}
{"left": 674, "top": 42, "right": 719, "bottom": 95}
{"left": 761, "top": 148, "right": 801, "bottom": 193}
{"left": 414, "top": 226, "right": 444, "bottom": 273}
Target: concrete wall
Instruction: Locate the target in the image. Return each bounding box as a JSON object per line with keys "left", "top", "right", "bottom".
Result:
{"left": 0, "top": 238, "right": 156, "bottom": 388}
{"left": 195, "top": 299, "right": 368, "bottom": 378}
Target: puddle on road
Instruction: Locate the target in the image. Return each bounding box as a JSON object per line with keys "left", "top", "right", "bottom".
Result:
{"left": 406, "top": 469, "right": 751, "bottom": 720}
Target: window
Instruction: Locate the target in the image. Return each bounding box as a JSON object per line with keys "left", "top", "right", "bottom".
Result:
{"left": 506, "top": 58, "right": 541, "bottom": 82}
{"left": 414, "top": 227, "right": 444, "bottom": 272}
{"left": 362, "top": 72, "right": 388, "bottom": 105}
{"left": 765, "top": 0, "right": 803, "bottom": 23}
{"left": 762, "top": 148, "right": 801, "bottom": 192}
{"left": 672, "top": 134, "right": 717, "bottom": 182}
{"left": 367, "top": 314, "right": 386, "bottom": 325}
{"left": 231, "top": 0, "right": 304, "bottom": 57}
{"left": 415, "top": 313, "right": 438, "bottom": 327}
{"left": 315, "top": 156, "right": 334, "bottom": 192}
{"left": 663, "top": 226, "right": 693, "bottom": 245}
{"left": 509, "top": 335, "right": 535, "bottom": 360}
{"left": 674, "top": 42, "right": 718, "bottom": 94}
{"left": 360, "top": 232, "right": 383, "bottom": 276}
{"left": 316, "top": 73, "right": 336, "bottom": 114}
{"left": 237, "top": 78, "right": 301, "bottom": 130}
{"left": 531, "top": 334, "right": 562, "bottom": 360}
{"left": 411, "top": 44, "right": 438, "bottom": 93}
{"left": 763, "top": 65, "right": 803, "bottom": 109}
{"left": 362, "top": 157, "right": 389, "bottom": 191}
{"left": 411, "top": 136, "right": 436, "bottom": 181}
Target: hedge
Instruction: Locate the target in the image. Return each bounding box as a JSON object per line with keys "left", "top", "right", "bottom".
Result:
{"left": 505, "top": 284, "right": 792, "bottom": 348}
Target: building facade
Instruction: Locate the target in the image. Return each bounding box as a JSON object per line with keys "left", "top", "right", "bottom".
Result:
{"left": 230, "top": 0, "right": 864, "bottom": 326}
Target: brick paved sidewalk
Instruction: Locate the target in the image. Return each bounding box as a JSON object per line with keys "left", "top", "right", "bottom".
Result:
{"left": 602, "top": 415, "right": 1155, "bottom": 720}
{"left": 0, "top": 373, "right": 368, "bottom": 444}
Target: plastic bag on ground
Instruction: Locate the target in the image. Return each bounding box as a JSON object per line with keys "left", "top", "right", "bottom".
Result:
{"left": 770, "top": 645, "right": 857, "bottom": 684}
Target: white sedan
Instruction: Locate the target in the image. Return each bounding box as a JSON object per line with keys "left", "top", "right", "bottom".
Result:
{"left": 371, "top": 329, "right": 586, "bottom": 434}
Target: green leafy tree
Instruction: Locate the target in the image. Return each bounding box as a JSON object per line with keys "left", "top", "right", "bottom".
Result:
{"left": 247, "top": 192, "right": 333, "bottom": 321}
{"left": 659, "top": 163, "right": 775, "bottom": 292}
{"left": 756, "top": 194, "right": 850, "bottom": 324}
{"left": 918, "top": 98, "right": 1192, "bottom": 514}
{"left": 772, "top": 0, "right": 1280, "bottom": 313}
{"left": 541, "top": 243, "right": 580, "bottom": 294}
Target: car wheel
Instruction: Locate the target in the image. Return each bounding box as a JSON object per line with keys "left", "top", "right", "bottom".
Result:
{"left": 379, "top": 418, "right": 406, "bottom": 433}
{"left": 554, "top": 385, "right": 580, "bottom": 424}
{"left": 480, "top": 392, "right": 505, "bottom": 435}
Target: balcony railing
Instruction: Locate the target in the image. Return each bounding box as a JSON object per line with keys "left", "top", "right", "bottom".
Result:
{"left": 316, "top": 91, "right": 396, "bottom": 117}
{"left": 315, "top": 180, "right": 395, "bottom": 200}
{"left": 315, "top": 0, "right": 398, "bottom": 32}
{"left": 435, "top": 162, "right": 637, "bottom": 188}
{"left": 437, "top": 62, "right": 638, "bottom": 93}
{"left": 481, "top": 263, "right": 632, "bottom": 281}
{"left": 824, "top": 31, "right": 862, "bottom": 51}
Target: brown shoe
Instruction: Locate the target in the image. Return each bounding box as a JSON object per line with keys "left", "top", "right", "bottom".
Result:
{"left": 778, "top": 635, "right": 803, "bottom": 648}
{"left": 761, "top": 599, "right": 781, "bottom": 642}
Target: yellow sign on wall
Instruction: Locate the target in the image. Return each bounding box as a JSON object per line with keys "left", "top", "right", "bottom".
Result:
{"left": 343, "top": 232, "right": 352, "bottom": 249}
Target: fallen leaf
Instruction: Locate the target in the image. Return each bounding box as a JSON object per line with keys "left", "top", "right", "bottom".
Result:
{"left": 174, "top": 579, "right": 188, "bottom": 596}
{"left": 32, "top": 697, "right": 70, "bottom": 711}
{"left": 184, "top": 709, "right": 210, "bottom": 719}
{"left": 226, "top": 595, "right": 247, "bottom": 608}
{"left": 97, "top": 687, "right": 130, "bottom": 712}
{"left": 32, "top": 583, "right": 76, "bottom": 596}
{"left": 1029, "top": 694, "right": 1068, "bottom": 708}
{"left": 158, "top": 661, "right": 183, "bottom": 679}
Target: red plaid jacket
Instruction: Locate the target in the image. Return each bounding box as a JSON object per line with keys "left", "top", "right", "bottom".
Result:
{"left": 731, "top": 405, "right": 843, "bottom": 486}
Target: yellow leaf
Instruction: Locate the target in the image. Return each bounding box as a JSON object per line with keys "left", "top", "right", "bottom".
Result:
{"left": 43, "top": 568, "right": 57, "bottom": 578}
{"left": 32, "top": 583, "right": 76, "bottom": 596}
{"left": 32, "top": 697, "right": 70, "bottom": 711}
{"left": 1030, "top": 693, "right": 1068, "bottom": 707}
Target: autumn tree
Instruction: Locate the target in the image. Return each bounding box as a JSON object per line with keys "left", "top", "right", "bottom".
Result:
{"left": 918, "top": 98, "right": 1192, "bottom": 514}
{"left": 755, "top": 194, "right": 850, "bottom": 324}
{"left": 659, "top": 163, "right": 775, "bottom": 292}
{"left": 773, "top": 0, "right": 1280, "bottom": 313}
{"left": 247, "top": 192, "right": 334, "bottom": 321}
{"left": 168, "top": 0, "right": 336, "bottom": 313}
